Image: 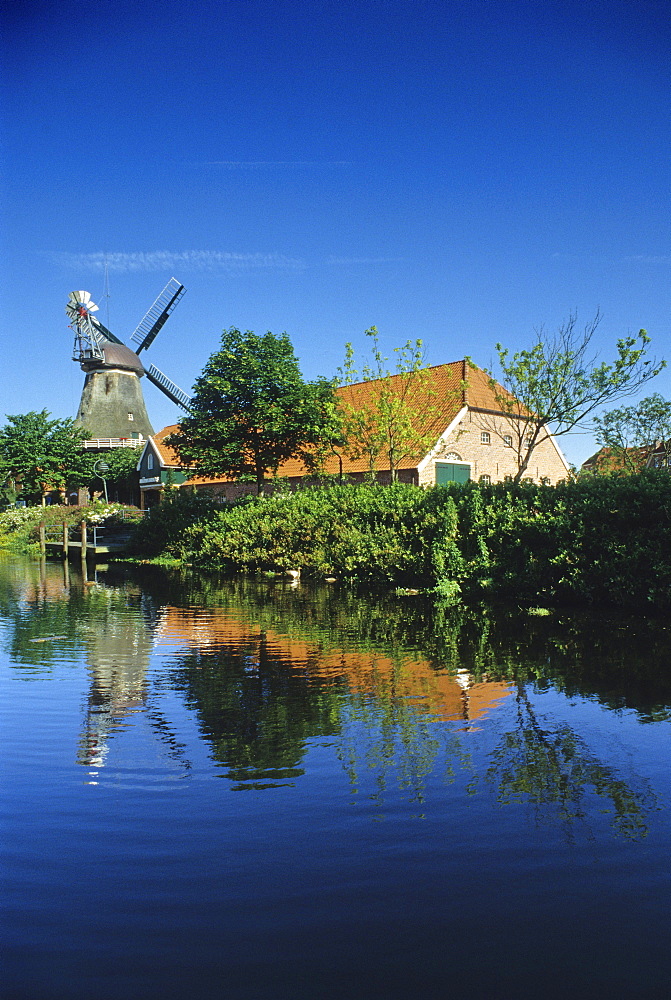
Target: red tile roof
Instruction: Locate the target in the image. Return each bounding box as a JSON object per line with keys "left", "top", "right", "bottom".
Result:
{"left": 151, "top": 361, "right": 512, "bottom": 483}
{"left": 149, "top": 426, "right": 231, "bottom": 486}
{"left": 280, "top": 361, "right": 513, "bottom": 476}
{"left": 581, "top": 444, "right": 659, "bottom": 474}
{"left": 151, "top": 425, "right": 181, "bottom": 468}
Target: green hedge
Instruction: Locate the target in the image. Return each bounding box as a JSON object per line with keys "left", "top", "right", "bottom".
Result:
{"left": 129, "top": 490, "right": 223, "bottom": 557}
{"left": 178, "top": 484, "right": 450, "bottom": 584}
{"left": 139, "top": 474, "right": 671, "bottom": 610}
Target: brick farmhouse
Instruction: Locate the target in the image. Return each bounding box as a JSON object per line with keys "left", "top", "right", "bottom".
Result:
{"left": 137, "top": 360, "right": 570, "bottom": 508}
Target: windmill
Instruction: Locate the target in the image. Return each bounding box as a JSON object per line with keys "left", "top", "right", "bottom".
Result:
{"left": 67, "top": 278, "right": 191, "bottom": 443}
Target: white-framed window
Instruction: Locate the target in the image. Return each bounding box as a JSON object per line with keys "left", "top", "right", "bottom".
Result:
{"left": 523, "top": 476, "right": 534, "bottom": 484}
{"left": 504, "top": 475, "right": 514, "bottom": 483}
{"left": 444, "top": 451, "right": 462, "bottom": 461}
{"left": 540, "top": 476, "right": 550, "bottom": 486}
{"left": 503, "top": 434, "right": 513, "bottom": 447}
{"left": 524, "top": 436, "right": 533, "bottom": 448}
{"left": 479, "top": 474, "right": 491, "bottom": 485}
{"left": 481, "top": 431, "right": 490, "bottom": 444}
{"left": 128, "top": 412, "right": 134, "bottom": 421}
{"left": 147, "top": 453, "right": 154, "bottom": 471}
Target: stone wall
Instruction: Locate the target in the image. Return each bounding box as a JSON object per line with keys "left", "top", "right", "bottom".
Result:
{"left": 75, "top": 369, "right": 154, "bottom": 440}
{"left": 418, "top": 409, "right": 570, "bottom": 486}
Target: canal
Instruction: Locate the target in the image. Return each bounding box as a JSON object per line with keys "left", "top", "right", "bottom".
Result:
{"left": 2, "top": 554, "right": 670, "bottom": 999}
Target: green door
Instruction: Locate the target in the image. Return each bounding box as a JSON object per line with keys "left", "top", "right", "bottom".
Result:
{"left": 435, "top": 462, "right": 471, "bottom": 485}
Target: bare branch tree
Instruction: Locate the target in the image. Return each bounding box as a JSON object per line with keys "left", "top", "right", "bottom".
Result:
{"left": 486, "top": 312, "right": 665, "bottom": 483}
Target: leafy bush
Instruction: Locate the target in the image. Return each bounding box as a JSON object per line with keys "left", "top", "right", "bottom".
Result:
{"left": 443, "top": 473, "right": 671, "bottom": 610}
{"left": 178, "top": 483, "right": 444, "bottom": 584}
{"left": 133, "top": 473, "right": 671, "bottom": 610}
{"left": 129, "top": 490, "right": 223, "bottom": 557}
{"left": 0, "top": 506, "right": 43, "bottom": 534}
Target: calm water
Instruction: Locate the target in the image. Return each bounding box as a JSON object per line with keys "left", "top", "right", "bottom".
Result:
{"left": 2, "top": 554, "right": 671, "bottom": 1000}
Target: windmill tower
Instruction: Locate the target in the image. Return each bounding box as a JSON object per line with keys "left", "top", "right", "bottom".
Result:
{"left": 67, "top": 279, "right": 191, "bottom": 443}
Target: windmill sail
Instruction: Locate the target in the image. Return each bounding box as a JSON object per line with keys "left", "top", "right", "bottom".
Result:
{"left": 90, "top": 315, "right": 125, "bottom": 345}
{"left": 144, "top": 364, "right": 192, "bottom": 409}
{"left": 131, "top": 278, "right": 186, "bottom": 354}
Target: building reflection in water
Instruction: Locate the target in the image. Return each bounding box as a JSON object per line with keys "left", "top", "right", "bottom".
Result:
{"left": 75, "top": 580, "right": 155, "bottom": 783}
{"left": 154, "top": 603, "right": 513, "bottom": 727}
{"left": 0, "top": 555, "right": 513, "bottom": 784}
{"left": 0, "top": 556, "right": 656, "bottom": 833}
{"left": 74, "top": 590, "right": 515, "bottom": 786}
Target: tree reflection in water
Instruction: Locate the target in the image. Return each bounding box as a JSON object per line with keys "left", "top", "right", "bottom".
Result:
{"left": 168, "top": 637, "right": 343, "bottom": 789}
{"left": 486, "top": 683, "right": 654, "bottom": 841}
{"left": 0, "top": 557, "right": 663, "bottom": 836}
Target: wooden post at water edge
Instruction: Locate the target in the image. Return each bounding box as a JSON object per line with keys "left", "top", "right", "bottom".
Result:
{"left": 62, "top": 521, "right": 69, "bottom": 557}
{"left": 39, "top": 522, "right": 46, "bottom": 556}
{"left": 80, "top": 520, "right": 87, "bottom": 568}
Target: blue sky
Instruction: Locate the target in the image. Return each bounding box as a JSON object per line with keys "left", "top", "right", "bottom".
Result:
{"left": 2, "top": 0, "right": 669, "bottom": 466}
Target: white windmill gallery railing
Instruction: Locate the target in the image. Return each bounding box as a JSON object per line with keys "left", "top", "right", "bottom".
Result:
{"left": 81, "top": 438, "right": 145, "bottom": 450}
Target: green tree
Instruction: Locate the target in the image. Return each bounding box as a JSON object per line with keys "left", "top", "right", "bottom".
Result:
{"left": 338, "top": 327, "right": 460, "bottom": 482}
{"left": 592, "top": 393, "right": 671, "bottom": 473}
{"left": 486, "top": 312, "right": 665, "bottom": 483}
{"left": 0, "top": 410, "right": 90, "bottom": 504}
{"left": 169, "top": 327, "right": 340, "bottom": 494}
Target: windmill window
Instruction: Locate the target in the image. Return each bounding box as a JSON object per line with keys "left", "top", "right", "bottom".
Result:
{"left": 128, "top": 412, "right": 134, "bottom": 421}
{"left": 480, "top": 432, "right": 491, "bottom": 444}
{"left": 503, "top": 434, "right": 513, "bottom": 447}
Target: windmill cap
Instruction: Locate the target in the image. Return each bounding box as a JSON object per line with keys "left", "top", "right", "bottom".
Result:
{"left": 83, "top": 341, "right": 146, "bottom": 374}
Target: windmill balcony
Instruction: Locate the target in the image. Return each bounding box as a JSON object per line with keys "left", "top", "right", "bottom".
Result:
{"left": 81, "top": 438, "right": 145, "bottom": 450}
